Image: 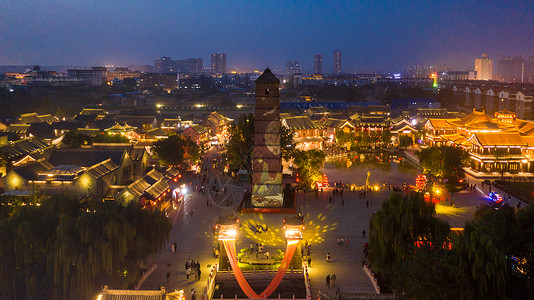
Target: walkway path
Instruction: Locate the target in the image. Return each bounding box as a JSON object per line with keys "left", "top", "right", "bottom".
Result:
{"left": 295, "top": 189, "right": 383, "bottom": 298}
{"left": 140, "top": 150, "right": 235, "bottom": 300}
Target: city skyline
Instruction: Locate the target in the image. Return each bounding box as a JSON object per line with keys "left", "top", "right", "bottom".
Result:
{"left": 1, "top": 1, "right": 534, "bottom": 73}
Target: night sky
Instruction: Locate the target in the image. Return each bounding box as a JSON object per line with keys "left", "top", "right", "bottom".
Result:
{"left": 1, "top": 0, "right": 533, "bottom": 73}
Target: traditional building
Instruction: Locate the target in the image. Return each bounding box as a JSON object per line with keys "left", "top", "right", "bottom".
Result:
{"left": 204, "top": 111, "right": 233, "bottom": 143}
{"left": 424, "top": 109, "right": 534, "bottom": 175}
{"left": 282, "top": 116, "right": 324, "bottom": 150}
{"left": 181, "top": 124, "right": 210, "bottom": 147}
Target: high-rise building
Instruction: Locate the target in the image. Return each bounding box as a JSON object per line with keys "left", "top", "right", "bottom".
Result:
{"left": 154, "top": 56, "right": 173, "bottom": 73}
{"left": 334, "top": 50, "right": 342, "bottom": 74}
{"left": 497, "top": 57, "right": 525, "bottom": 83}
{"left": 314, "top": 54, "right": 323, "bottom": 75}
{"left": 286, "top": 61, "right": 300, "bottom": 75}
{"left": 185, "top": 58, "right": 203, "bottom": 74}
{"left": 211, "top": 53, "right": 227, "bottom": 74}
{"left": 475, "top": 54, "right": 493, "bottom": 80}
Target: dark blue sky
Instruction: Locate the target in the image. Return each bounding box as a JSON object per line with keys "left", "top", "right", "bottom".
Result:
{"left": 1, "top": 0, "right": 533, "bottom": 73}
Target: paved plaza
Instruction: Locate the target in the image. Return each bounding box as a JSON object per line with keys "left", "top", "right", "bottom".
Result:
{"left": 140, "top": 150, "right": 500, "bottom": 299}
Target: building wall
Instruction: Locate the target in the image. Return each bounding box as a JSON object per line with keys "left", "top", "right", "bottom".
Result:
{"left": 4, "top": 172, "right": 28, "bottom": 191}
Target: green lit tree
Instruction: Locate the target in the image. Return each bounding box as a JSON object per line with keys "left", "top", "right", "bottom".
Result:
{"left": 292, "top": 149, "right": 326, "bottom": 188}
{"left": 225, "top": 114, "right": 294, "bottom": 173}
{"left": 153, "top": 135, "right": 200, "bottom": 167}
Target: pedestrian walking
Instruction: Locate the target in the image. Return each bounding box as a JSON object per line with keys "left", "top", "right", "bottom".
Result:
{"left": 345, "top": 237, "right": 349, "bottom": 247}
{"left": 337, "top": 237, "right": 341, "bottom": 246}
{"left": 331, "top": 274, "right": 336, "bottom": 287}
{"left": 197, "top": 268, "right": 202, "bottom": 281}
{"left": 191, "top": 288, "right": 196, "bottom": 300}
{"left": 326, "top": 252, "right": 331, "bottom": 263}
{"left": 185, "top": 267, "right": 191, "bottom": 279}
{"left": 326, "top": 275, "right": 330, "bottom": 287}
{"left": 185, "top": 259, "right": 191, "bottom": 270}
{"left": 362, "top": 230, "right": 366, "bottom": 238}
{"left": 307, "top": 256, "right": 312, "bottom": 267}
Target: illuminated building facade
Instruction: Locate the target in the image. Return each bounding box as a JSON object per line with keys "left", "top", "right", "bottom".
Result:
{"left": 425, "top": 109, "right": 534, "bottom": 175}
{"left": 211, "top": 53, "right": 227, "bottom": 74}
{"left": 286, "top": 61, "right": 300, "bottom": 75}
{"left": 475, "top": 54, "right": 493, "bottom": 80}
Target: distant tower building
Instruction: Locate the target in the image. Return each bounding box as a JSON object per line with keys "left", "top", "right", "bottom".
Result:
{"left": 154, "top": 56, "right": 173, "bottom": 73}
{"left": 475, "top": 54, "right": 493, "bottom": 80}
{"left": 286, "top": 61, "right": 300, "bottom": 75}
{"left": 314, "top": 54, "right": 323, "bottom": 75}
{"left": 211, "top": 53, "right": 227, "bottom": 74}
{"left": 334, "top": 50, "right": 342, "bottom": 74}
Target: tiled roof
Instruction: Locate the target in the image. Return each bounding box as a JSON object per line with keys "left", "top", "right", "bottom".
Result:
{"left": 521, "top": 136, "right": 534, "bottom": 146}
{"left": 323, "top": 118, "right": 353, "bottom": 129}
{"left": 453, "top": 110, "right": 493, "bottom": 126}
{"left": 86, "top": 159, "right": 120, "bottom": 178}
{"left": 13, "top": 159, "right": 54, "bottom": 181}
{"left": 161, "top": 119, "right": 180, "bottom": 127}
{"left": 441, "top": 134, "right": 468, "bottom": 145}
{"left": 76, "top": 128, "right": 101, "bottom": 136}
{"left": 48, "top": 148, "right": 126, "bottom": 167}
{"left": 129, "top": 147, "right": 146, "bottom": 161}
{"left": 80, "top": 108, "right": 106, "bottom": 115}
{"left": 190, "top": 124, "right": 209, "bottom": 134}
{"left": 0, "top": 138, "right": 51, "bottom": 160}
{"left": 283, "top": 116, "right": 323, "bottom": 130}
{"left": 145, "top": 128, "right": 167, "bottom": 139}
{"left": 6, "top": 124, "right": 31, "bottom": 133}
{"left": 469, "top": 132, "right": 526, "bottom": 146}
{"left": 126, "top": 169, "right": 168, "bottom": 199}
{"left": 427, "top": 118, "right": 459, "bottom": 129}
{"left": 255, "top": 68, "right": 280, "bottom": 84}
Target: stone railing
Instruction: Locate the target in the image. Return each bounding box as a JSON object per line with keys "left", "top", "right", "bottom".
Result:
{"left": 134, "top": 263, "right": 157, "bottom": 290}
{"left": 303, "top": 261, "right": 312, "bottom": 300}
{"left": 207, "top": 262, "right": 219, "bottom": 299}
{"left": 362, "top": 262, "right": 380, "bottom": 294}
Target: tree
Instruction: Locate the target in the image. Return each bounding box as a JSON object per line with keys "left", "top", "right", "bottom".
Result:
{"left": 398, "top": 134, "right": 413, "bottom": 149}
{"left": 368, "top": 192, "right": 450, "bottom": 275}
{"left": 62, "top": 131, "right": 93, "bottom": 148}
{"left": 93, "top": 133, "right": 130, "bottom": 144}
{"left": 381, "top": 129, "right": 392, "bottom": 145}
{"left": 292, "top": 149, "right": 326, "bottom": 188}
{"left": 418, "top": 146, "right": 469, "bottom": 183}
{"left": 153, "top": 135, "right": 200, "bottom": 167}
{"left": 280, "top": 125, "right": 294, "bottom": 161}
{"left": 335, "top": 130, "right": 356, "bottom": 149}
{"left": 0, "top": 196, "right": 171, "bottom": 299}
{"left": 225, "top": 114, "right": 294, "bottom": 173}
{"left": 226, "top": 114, "right": 255, "bottom": 173}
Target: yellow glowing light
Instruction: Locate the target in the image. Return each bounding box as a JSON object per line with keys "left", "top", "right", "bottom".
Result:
{"left": 435, "top": 189, "right": 441, "bottom": 195}
{"left": 236, "top": 104, "right": 243, "bottom": 108}
{"left": 195, "top": 104, "right": 203, "bottom": 108}
{"left": 156, "top": 104, "right": 163, "bottom": 108}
